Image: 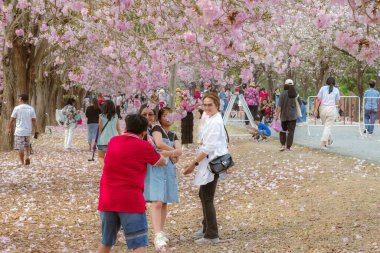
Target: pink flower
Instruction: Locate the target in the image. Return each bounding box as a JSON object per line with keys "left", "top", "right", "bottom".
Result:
{"left": 240, "top": 68, "right": 253, "bottom": 83}
{"left": 184, "top": 32, "right": 196, "bottom": 44}
{"left": 71, "top": 1, "right": 85, "bottom": 12}
{"left": 16, "top": 0, "right": 29, "bottom": 9}
{"left": 15, "top": 29, "right": 24, "bottom": 37}
{"left": 315, "top": 14, "right": 332, "bottom": 29}
{"left": 116, "top": 21, "right": 130, "bottom": 32}
{"left": 289, "top": 44, "right": 301, "bottom": 56}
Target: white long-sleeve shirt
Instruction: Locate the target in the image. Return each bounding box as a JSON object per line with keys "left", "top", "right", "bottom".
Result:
{"left": 194, "top": 112, "right": 229, "bottom": 186}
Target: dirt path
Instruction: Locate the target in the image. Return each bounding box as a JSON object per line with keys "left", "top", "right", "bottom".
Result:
{"left": 0, "top": 125, "right": 379, "bottom": 252}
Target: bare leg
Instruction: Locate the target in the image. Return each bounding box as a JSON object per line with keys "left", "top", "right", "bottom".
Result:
{"left": 98, "top": 150, "right": 105, "bottom": 167}
{"left": 151, "top": 201, "right": 163, "bottom": 234}
{"left": 161, "top": 203, "right": 168, "bottom": 231}
{"left": 97, "top": 244, "right": 111, "bottom": 253}
{"left": 18, "top": 150, "right": 24, "bottom": 165}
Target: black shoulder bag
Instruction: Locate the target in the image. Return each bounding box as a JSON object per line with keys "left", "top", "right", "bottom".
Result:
{"left": 208, "top": 126, "right": 235, "bottom": 174}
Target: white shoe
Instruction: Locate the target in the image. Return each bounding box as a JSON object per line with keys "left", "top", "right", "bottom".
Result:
{"left": 193, "top": 228, "right": 205, "bottom": 238}
{"left": 161, "top": 231, "right": 169, "bottom": 243}
{"left": 279, "top": 146, "right": 286, "bottom": 151}
{"left": 195, "top": 237, "right": 220, "bottom": 244}
{"left": 154, "top": 232, "right": 167, "bottom": 251}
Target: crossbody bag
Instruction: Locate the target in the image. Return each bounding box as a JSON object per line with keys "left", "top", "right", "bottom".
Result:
{"left": 208, "top": 126, "right": 235, "bottom": 174}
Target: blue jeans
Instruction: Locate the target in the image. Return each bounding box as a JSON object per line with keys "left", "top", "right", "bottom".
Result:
{"left": 364, "top": 109, "right": 377, "bottom": 134}
{"left": 100, "top": 212, "right": 148, "bottom": 249}
{"left": 87, "top": 123, "right": 98, "bottom": 144}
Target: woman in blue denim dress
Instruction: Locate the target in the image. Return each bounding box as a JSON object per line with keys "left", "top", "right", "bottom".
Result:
{"left": 144, "top": 107, "right": 182, "bottom": 251}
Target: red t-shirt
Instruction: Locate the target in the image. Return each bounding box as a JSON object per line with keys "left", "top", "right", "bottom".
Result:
{"left": 260, "top": 91, "right": 269, "bottom": 100}
{"left": 97, "top": 134, "right": 160, "bottom": 213}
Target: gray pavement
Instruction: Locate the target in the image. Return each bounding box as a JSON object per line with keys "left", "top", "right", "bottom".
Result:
{"left": 273, "top": 124, "right": 380, "bottom": 164}
{"left": 227, "top": 121, "right": 380, "bottom": 164}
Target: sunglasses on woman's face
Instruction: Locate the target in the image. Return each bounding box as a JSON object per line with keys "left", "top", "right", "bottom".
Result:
{"left": 203, "top": 103, "right": 214, "bottom": 107}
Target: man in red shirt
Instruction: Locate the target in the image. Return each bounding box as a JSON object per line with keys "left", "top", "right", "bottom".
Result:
{"left": 97, "top": 114, "right": 166, "bottom": 253}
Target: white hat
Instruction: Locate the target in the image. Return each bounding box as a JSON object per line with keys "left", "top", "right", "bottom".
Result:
{"left": 285, "top": 79, "right": 294, "bottom": 85}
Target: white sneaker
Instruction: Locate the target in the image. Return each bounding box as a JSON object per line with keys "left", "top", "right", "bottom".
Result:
{"left": 193, "top": 228, "right": 205, "bottom": 238}
{"left": 279, "top": 146, "right": 286, "bottom": 151}
{"left": 195, "top": 237, "right": 220, "bottom": 244}
{"left": 161, "top": 231, "right": 169, "bottom": 243}
{"left": 154, "top": 232, "right": 167, "bottom": 251}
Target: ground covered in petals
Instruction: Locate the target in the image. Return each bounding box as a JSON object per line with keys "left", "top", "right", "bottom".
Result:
{"left": 0, "top": 125, "right": 379, "bottom": 252}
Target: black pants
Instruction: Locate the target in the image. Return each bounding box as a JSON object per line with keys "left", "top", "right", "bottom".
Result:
{"left": 245, "top": 105, "right": 258, "bottom": 125}
{"left": 199, "top": 174, "right": 219, "bottom": 239}
{"left": 116, "top": 105, "right": 122, "bottom": 119}
{"left": 280, "top": 120, "right": 297, "bottom": 149}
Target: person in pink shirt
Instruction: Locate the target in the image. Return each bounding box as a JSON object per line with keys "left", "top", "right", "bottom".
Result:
{"left": 244, "top": 82, "right": 259, "bottom": 125}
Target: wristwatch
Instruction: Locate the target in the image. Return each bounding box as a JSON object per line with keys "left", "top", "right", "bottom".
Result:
{"left": 194, "top": 161, "right": 199, "bottom": 166}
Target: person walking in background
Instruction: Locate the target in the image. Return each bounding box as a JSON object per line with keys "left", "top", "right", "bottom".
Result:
{"left": 85, "top": 98, "right": 102, "bottom": 151}
{"left": 97, "top": 93, "right": 105, "bottom": 107}
{"left": 274, "top": 87, "right": 281, "bottom": 109}
{"left": 183, "top": 92, "right": 228, "bottom": 245}
{"left": 181, "top": 92, "right": 195, "bottom": 148}
{"left": 144, "top": 107, "right": 182, "bottom": 251}
{"left": 363, "top": 80, "right": 380, "bottom": 135}
{"left": 97, "top": 114, "right": 167, "bottom": 253}
{"left": 62, "top": 98, "right": 78, "bottom": 151}
{"left": 97, "top": 100, "right": 122, "bottom": 165}
{"left": 244, "top": 82, "right": 259, "bottom": 125}
{"left": 6, "top": 94, "right": 38, "bottom": 165}
{"left": 314, "top": 77, "right": 341, "bottom": 149}
{"left": 275, "top": 79, "right": 299, "bottom": 151}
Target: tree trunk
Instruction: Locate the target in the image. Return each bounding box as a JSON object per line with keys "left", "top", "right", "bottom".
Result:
{"left": 356, "top": 60, "right": 364, "bottom": 98}
{"left": 266, "top": 65, "right": 274, "bottom": 94}
{"left": 315, "top": 60, "right": 329, "bottom": 92}
{"left": 0, "top": 41, "right": 29, "bottom": 151}
{"left": 168, "top": 64, "right": 177, "bottom": 108}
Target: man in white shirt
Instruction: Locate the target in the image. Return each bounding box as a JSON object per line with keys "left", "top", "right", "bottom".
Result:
{"left": 6, "top": 94, "right": 38, "bottom": 165}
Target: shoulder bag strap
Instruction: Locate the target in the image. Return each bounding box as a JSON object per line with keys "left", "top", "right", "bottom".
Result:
{"left": 99, "top": 117, "right": 111, "bottom": 136}
{"left": 224, "top": 125, "right": 230, "bottom": 144}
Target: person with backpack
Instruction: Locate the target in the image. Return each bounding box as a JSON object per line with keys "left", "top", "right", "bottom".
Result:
{"left": 85, "top": 98, "right": 102, "bottom": 151}
{"left": 6, "top": 94, "right": 38, "bottom": 165}
{"left": 275, "top": 79, "right": 299, "bottom": 152}
{"left": 96, "top": 100, "right": 122, "bottom": 165}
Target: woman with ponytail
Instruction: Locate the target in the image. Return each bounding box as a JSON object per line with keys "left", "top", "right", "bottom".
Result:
{"left": 314, "top": 77, "right": 341, "bottom": 149}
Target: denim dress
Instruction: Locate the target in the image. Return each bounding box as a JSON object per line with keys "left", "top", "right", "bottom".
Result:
{"left": 144, "top": 135, "right": 179, "bottom": 203}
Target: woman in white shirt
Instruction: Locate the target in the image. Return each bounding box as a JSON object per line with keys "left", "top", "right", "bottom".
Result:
{"left": 314, "top": 77, "right": 341, "bottom": 149}
{"left": 183, "top": 92, "right": 228, "bottom": 244}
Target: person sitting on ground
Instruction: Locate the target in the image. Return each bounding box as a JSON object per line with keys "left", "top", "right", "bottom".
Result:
{"left": 248, "top": 116, "right": 271, "bottom": 141}
{"left": 6, "top": 94, "right": 38, "bottom": 165}
{"left": 97, "top": 114, "right": 167, "bottom": 253}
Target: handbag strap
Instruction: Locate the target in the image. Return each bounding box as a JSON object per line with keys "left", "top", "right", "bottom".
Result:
{"left": 224, "top": 125, "right": 230, "bottom": 144}
{"left": 99, "top": 117, "right": 111, "bottom": 136}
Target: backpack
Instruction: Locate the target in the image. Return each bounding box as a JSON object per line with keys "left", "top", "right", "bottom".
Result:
{"left": 55, "top": 109, "right": 65, "bottom": 125}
